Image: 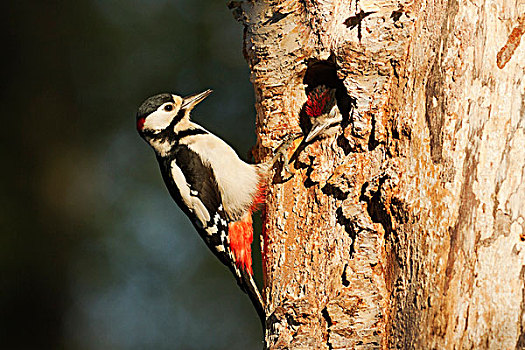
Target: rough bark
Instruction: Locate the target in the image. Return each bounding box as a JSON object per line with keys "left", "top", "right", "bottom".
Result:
{"left": 230, "top": 0, "right": 525, "bottom": 348}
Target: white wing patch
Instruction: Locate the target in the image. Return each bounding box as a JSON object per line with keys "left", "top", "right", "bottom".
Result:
{"left": 205, "top": 225, "right": 218, "bottom": 235}
{"left": 170, "top": 160, "right": 211, "bottom": 225}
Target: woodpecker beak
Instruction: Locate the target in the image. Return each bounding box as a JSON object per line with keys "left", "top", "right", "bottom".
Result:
{"left": 305, "top": 123, "right": 328, "bottom": 143}
{"left": 182, "top": 89, "right": 213, "bottom": 111}
{"left": 305, "top": 105, "right": 343, "bottom": 143}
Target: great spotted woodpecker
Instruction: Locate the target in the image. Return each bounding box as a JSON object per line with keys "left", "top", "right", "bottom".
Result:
{"left": 304, "top": 85, "right": 342, "bottom": 143}
{"left": 136, "top": 87, "right": 340, "bottom": 323}
{"left": 136, "top": 89, "right": 271, "bottom": 323}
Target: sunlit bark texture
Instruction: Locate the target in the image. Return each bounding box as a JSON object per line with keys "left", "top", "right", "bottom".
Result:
{"left": 230, "top": 0, "right": 525, "bottom": 348}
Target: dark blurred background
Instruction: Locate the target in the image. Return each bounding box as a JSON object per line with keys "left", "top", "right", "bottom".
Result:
{"left": 1, "top": 1, "right": 262, "bottom": 349}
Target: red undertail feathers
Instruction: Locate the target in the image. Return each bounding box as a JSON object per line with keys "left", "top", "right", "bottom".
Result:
{"left": 251, "top": 181, "right": 267, "bottom": 211}
{"left": 228, "top": 181, "right": 267, "bottom": 275}
{"left": 229, "top": 214, "right": 254, "bottom": 275}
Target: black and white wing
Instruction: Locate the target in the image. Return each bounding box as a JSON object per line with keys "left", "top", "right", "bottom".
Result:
{"left": 158, "top": 144, "right": 231, "bottom": 265}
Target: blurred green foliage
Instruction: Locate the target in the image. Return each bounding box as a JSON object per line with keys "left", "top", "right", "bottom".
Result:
{"left": 1, "top": 1, "right": 262, "bottom": 349}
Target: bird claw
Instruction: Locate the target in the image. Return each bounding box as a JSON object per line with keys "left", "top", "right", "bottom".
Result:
{"left": 280, "top": 157, "right": 295, "bottom": 181}
{"left": 270, "top": 132, "right": 303, "bottom": 181}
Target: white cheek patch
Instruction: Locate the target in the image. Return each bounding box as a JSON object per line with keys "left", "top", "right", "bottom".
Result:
{"left": 170, "top": 160, "right": 211, "bottom": 225}
{"left": 143, "top": 110, "right": 176, "bottom": 132}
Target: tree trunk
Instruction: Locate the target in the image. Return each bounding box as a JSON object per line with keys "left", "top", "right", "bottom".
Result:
{"left": 230, "top": 0, "right": 525, "bottom": 348}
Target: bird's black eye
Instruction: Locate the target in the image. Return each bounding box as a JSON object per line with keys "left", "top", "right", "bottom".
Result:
{"left": 164, "top": 104, "right": 173, "bottom": 112}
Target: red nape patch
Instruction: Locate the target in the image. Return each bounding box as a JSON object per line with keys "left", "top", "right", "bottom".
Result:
{"left": 229, "top": 214, "right": 254, "bottom": 275}
{"left": 136, "top": 117, "right": 145, "bottom": 132}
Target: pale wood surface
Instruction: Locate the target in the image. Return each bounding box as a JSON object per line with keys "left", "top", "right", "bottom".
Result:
{"left": 230, "top": 0, "right": 525, "bottom": 348}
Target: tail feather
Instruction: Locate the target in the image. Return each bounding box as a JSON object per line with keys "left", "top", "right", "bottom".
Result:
{"left": 239, "top": 267, "right": 265, "bottom": 326}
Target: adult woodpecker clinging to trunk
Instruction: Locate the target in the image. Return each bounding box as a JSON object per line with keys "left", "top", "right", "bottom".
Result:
{"left": 136, "top": 89, "right": 296, "bottom": 324}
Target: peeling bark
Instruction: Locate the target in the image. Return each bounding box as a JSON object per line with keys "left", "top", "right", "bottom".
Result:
{"left": 230, "top": 0, "right": 525, "bottom": 348}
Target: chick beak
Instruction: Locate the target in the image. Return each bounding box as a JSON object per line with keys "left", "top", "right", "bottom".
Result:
{"left": 305, "top": 122, "right": 328, "bottom": 143}
{"left": 182, "top": 89, "right": 213, "bottom": 111}
{"left": 305, "top": 105, "right": 343, "bottom": 143}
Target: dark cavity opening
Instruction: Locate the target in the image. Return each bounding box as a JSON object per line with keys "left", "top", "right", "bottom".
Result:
{"left": 301, "top": 58, "right": 355, "bottom": 134}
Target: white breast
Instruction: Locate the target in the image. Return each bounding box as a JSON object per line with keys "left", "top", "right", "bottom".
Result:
{"left": 182, "top": 128, "right": 260, "bottom": 220}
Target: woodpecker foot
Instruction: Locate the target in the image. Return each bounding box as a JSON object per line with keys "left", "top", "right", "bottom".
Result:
{"left": 270, "top": 132, "right": 303, "bottom": 181}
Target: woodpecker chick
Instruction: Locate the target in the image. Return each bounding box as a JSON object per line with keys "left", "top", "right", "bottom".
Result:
{"left": 136, "top": 89, "right": 290, "bottom": 324}
{"left": 304, "top": 85, "right": 343, "bottom": 143}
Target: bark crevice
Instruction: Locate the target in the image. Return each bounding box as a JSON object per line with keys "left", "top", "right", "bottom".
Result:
{"left": 230, "top": 0, "right": 525, "bottom": 348}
